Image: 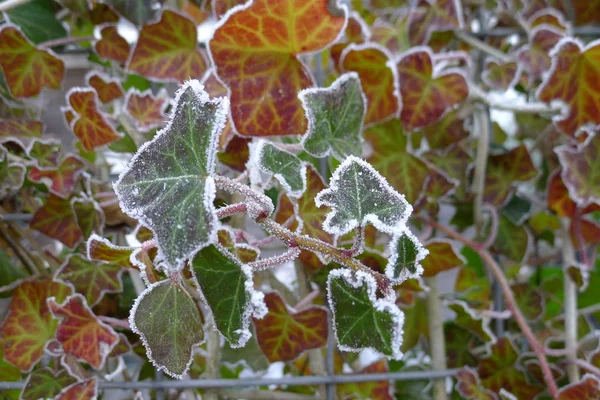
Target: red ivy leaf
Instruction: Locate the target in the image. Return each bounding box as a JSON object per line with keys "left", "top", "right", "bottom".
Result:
{"left": 72, "top": 197, "right": 105, "bottom": 239}
{"left": 253, "top": 292, "right": 327, "bottom": 362}
{"left": 89, "top": 2, "right": 120, "bottom": 25}
{"left": 537, "top": 38, "right": 600, "bottom": 136}
{"left": 547, "top": 170, "right": 600, "bottom": 217}
{"left": 124, "top": 88, "right": 169, "bottom": 131}
{"left": 0, "top": 119, "right": 44, "bottom": 148}
{"left": 66, "top": 88, "right": 121, "bottom": 151}
{"left": 212, "top": 0, "right": 246, "bottom": 19}
{"left": 217, "top": 135, "right": 251, "bottom": 171}
{"left": 407, "top": 0, "right": 463, "bottom": 46}
{"left": 55, "top": 255, "right": 123, "bottom": 307}
{"left": 572, "top": 0, "right": 600, "bottom": 25}
{"left": 201, "top": 69, "right": 234, "bottom": 149}
{"left": 86, "top": 72, "right": 124, "bottom": 104}
{"left": 209, "top": 0, "right": 347, "bottom": 136}
{"left": 396, "top": 47, "right": 468, "bottom": 129}
{"left": 0, "top": 279, "right": 72, "bottom": 371}
{"left": 421, "top": 240, "right": 464, "bottom": 277}
{"left": 30, "top": 194, "right": 83, "bottom": 248}
{"left": 337, "top": 359, "right": 393, "bottom": 400}
{"left": 556, "top": 135, "right": 600, "bottom": 207}
{"left": 28, "top": 156, "right": 85, "bottom": 198}
{"left": 456, "top": 367, "right": 497, "bottom": 400}
{"left": 127, "top": 10, "right": 206, "bottom": 82}
{"left": 517, "top": 26, "right": 563, "bottom": 82}
{"left": 94, "top": 25, "right": 130, "bottom": 64}
{"left": 330, "top": 12, "right": 369, "bottom": 71}
{"left": 340, "top": 43, "right": 400, "bottom": 125}
{"left": 484, "top": 145, "right": 537, "bottom": 206}
{"left": 87, "top": 234, "right": 135, "bottom": 269}
{"left": 56, "top": 379, "right": 98, "bottom": 400}
{"left": 0, "top": 25, "right": 65, "bottom": 98}
{"left": 558, "top": 375, "right": 600, "bottom": 400}
{"left": 49, "top": 294, "right": 119, "bottom": 369}
{"left": 482, "top": 59, "right": 520, "bottom": 91}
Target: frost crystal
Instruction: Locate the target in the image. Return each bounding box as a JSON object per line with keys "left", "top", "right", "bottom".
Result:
{"left": 386, "top": 229, "right": 428, "bottom": 283}
{"left": 315, "top": 156, "right": 412, "bottom": 236}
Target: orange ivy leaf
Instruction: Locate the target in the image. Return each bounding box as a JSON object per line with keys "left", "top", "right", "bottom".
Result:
{"left": 570, "top": 217, "right": 600, "bottom": 248}
{"left": 56, "top": 379, "right": 98, "bottom": 400}
{"left": 421, "top": 240, "right": 464, "bottom": 277}
{"left": 127, "top": 10, "right": 206, "bottom": 82}
{"left": 94, "top": 25, "right": 130, "bottom": 64}
{"left": 28, "top": 156, "right": 85, "bottom": 198}
{"left": 547, "top": 170, "right": 600, "bottom": 217}
{"left": 201, "top": 69, "right": 234, "bottom": 149}
{"left": 66, "top": 88, "right": 121, "bottom": 151}
{"left": 482, "top": 59, "right": 520, "bottom": 91}
{"left": 572, "top": 1, "right": 600, "bottom": 25}
{"left": 209, "top": 0, "right": 347, "bottom": 136}
{"left": 124, "top": 88, "right": 169, "bottom": 131}
{"left": 407, "top": 0, "right": 463, "bottom": 46}
{"left": 483, "top": 145, "right": 537, "bottom": 206}
{"left": 558, "top": 375, "right": 600, "bottom": 400}
{"left": 0, "top": 118, "right": 44, "bottom": 148}
{"left": 556, "top": 135, "right": 600, "bottom": 207}
{"left": 340, "top": 43, "right": 400, "bottom": 125}
{"left": 87, "top": 234, "right": 135, "bottom": 269}
{"left": 337, "top": 359, "right": 393, "bottom": 400}
{"left": 86, "top": 72, "right": 123, "bottom": 104}
{"left": 48, "top": 294, "right": 119, "bottom": 369}
{"left": 217, "top": 135, "right": 251, "bottom": 171}
{"left": 0, "top": 279, "right": 72, "bottom": 371}
{"left": 89, "top": 2, "right": 120, "bottom": 25}
{"left": 537, "top": 38, "right": 600, "bottom": 136}
{"left": 253, "top": 292, "right": 327, "bottom": 362}
{"left": 0, "top": 25, "right": 65, "bottom": 98}
{"left": 422, "top": 108, "right": 469, "bottom": 149}
{"left": 527, "top": 8, "right": 568, "bottom": 30}
{"left": 330, "top": 12, "right": 370, "bottom": 71}
{"left": 396, "top": 47, "right": 468, "bottom": 129}
{"left": 30, "top": 194, "right": 83, "bottom": 248}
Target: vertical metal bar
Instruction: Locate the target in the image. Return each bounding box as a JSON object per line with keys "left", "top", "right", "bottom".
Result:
{"left": 326, "top": 314, "right": 336, "bottom": 400}
{"left": 155, "top": 370, "right": 165, "bottom": 400}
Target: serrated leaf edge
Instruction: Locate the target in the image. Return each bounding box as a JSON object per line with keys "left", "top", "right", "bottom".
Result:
{"left": 385, "top": 229, "right": 428, "bottom": 284}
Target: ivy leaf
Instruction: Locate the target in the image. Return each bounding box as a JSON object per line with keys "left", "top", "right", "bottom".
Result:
{"left": 421, "top": 240, "right": 464, "bottom": 277}
{"left": 478, "top": 337, "right": 543, "bottom": 398}
{"left": 0, "top": 248, "right": 27, "bottom": 291}
{"left": 327, "top": 269, "right": 403, "bottom": 358}
{"left": 547, "top": 170, "right": 600, "bottom": 217}
{"left": 493, "top": 215, "right": 531, "bottom": 262}
{"left": 315, "top": 156, "right": 412, "bottom": 236}
{"left": 0, "top": 25, "right": 65, "bottom": 98}
{"left": 407, "top": 0, "right": 463, "bottom": 45}
{"left": 340, "top": 43, "right": 400, "bottom": 125}
{"left": 130, "top": 279, "right": 204, "bottom": 378}
{"left": 422, "top": 108, "right": 469, "bottom": 149}
{"left": 72, "top": 197, "right": 105, "bottom": 239}
{"left": 0, "top": 118, "right": 44, "bottom": 148}
{"left": 298, "top": 72, "right": 366, "bottom": 160}
{"left": 385, "top": 231, "right": 428, "bottom": 283}
{"left": 217, "top": 135, "right": 251, "bottom": 172}
{"left": 512, "top": 283, "right": 544, "bottom": 321}
{"left": 89, "top": 3, "right": 120, "bottom": 25}
{"left": 217, "top": 228, "right": 260, "bottom": 263}
{"left": 365, "top": 119, "right": 429, "bottom": 204}
{"left": 396, "top": 47, "right": 469, "bottom": 130}
{"left": 484, "top": 145, "right": 537, "bottom": 206}
{"left": 556, "top": 135, "right": 600, "bottom": 207}
{"left": 55, "top": 379, "right": 98, "bottom": 400}
{"left": 558, "top": 375, "right": 600, "bottom": 400}
{"left": 86, "top": 72, "right": 124, "bottom": 104}
{"left": 537, "top": 38, "right": 600, "bottom": 136}
{"left": 21, "top": 368, "right": 77, "bottom": 400}
{"left": 115, "top": 80, "right": 228, "bottom": 270}
{"left": 48, "top": 294, "right": 119, "bottom": 369}
{"left": 5, "top": 0, "right": 67, "bottom": 44}
{"left": 127, "top": 10, "right": 206, "bottom": 82}
{"left": 87, "top": 234, "right": 135, "bottom": 269}
{"left": 337, "top": 359, "right": 394, "bottom": 400}
{"left": 517, "top": 26, "right": 563, "bottom": 81}
{"left": 456, "top": 367, "right": 497, "bottom": 400}
{"left": 124, "top": 88, "right": 169, "bottom": 132}
{"left": 0, "top": 279, "right": 72, "bottom": 371}
{"left": 482, "top": 60, "right": 520, "bottom": 91}
{"left": 0, "top": 156, "right": 25, "bottom": 199}
{"left": 55, "top": 255, "right": 123, "bottom": 307}
{"left": 28, "top": 156, "right": 85, "bottom": 198}
{"left": 250, "top": 141, "right": 307, "bottom": 198}
{"left": 66, "top": 88, "right": 122, "bottom": 151}
{"left": 191, "top": 244, "right": 266, "bottom": 347}
{"left": 253, "top": 292, "right": 328, "bottom": 362}
{"left": 30, "top": 194, "right": 83, "bottom": 248}
{"left": 209, "top": 0, "right": 347, "bottom": 136}
{"left": 94, "top": 25, "right": 130, "bottom": 64}
{"left": 448, "top": 301, "right": 494, "bottom": 342}
{"left": 28, "top": 139, "right": 61, "bottom": 167}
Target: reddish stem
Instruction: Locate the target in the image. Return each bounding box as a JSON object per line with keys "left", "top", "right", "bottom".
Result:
{"left": 216, "top": 202, "right": 248, "bottom": 219}
{"left": 99, "top": 316, "right": 130, "bottom": 329}
{"left": 39, "top": 35, "right": 95, "bottom": 48}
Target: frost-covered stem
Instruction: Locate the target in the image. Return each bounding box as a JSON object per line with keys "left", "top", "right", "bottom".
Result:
{"left": 560, "top": 217, "right": 580, "bottom": 383}
{"left": 0, "top": 0, "right": 32, "bottom": 12}
{"left": 345, "top": 227, "right": 364, "bottom": 257}
{"left": 99, "top": 198, "right": 119, "bottom": 208}
{"left": 472, "top": 106, "right": 490, "bottom": 237}
{"left": 248, "top": 247, "right": 301, "bottom": 271}
{"left": 273, "top": 142, "right": 304, "bottom": 153}
{"left": 216, "top": 202, "right": 248, "bottom": 219}
{"left": 218, "top": 389, "right": 317, "bottom": 400}
{"left": 470, "top": 84, "right": 562, "bottom": 114}
{"left": 39, "top": 35, "right": 95, "bottom": 48}
{"left": 423, "top": 218, "right": 560, "bottom": 398}
{"left": 214, "top": 176, "right": 273, "bottom": 215}
{"left": 294, "top": 289, "right": 320, "bottom": 311}
{"left": 572, "top": 360, "right": 600, "bottom": 378}
{"left": 98, "top": 316, "right": 130, "bottom": 329}
{"left": 0, "top": 221, "right": 41, "bottom": 276}
{"left": 544, "top": 347, "right": 570, "bottom": 357}
{"left": 425, "top": 276, "right": 448, "bottom": 400}
{"left": 141, "top": 240, "right": 156, "bottom": 252}
{"left": 295, "top": 261, "right": 327, "bottom": 399}
{"left": 480, "top": 204, "right": 499, "bottom": 249}
{"left": 482, "top": 309, "right": 512, "bottom": 319}
{"left": 454, "top": 31, "right": 512, "bottom": 63}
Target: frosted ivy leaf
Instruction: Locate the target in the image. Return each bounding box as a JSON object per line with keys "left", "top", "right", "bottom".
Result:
{"left": 315, "top": 156, "right": 412, "bottom": 236}
{"left": 191, "top": 244, "right": 266, "bottom": 348}
{"left": 114, "top": 80, "right": 228, "bottom": 270}
{"left": 249, "top": 140, "right": 307, "bottom": 198}
{"left": 0, "top": 145, "right": 25, "bottom": 199}
{"left": 327, "top": 268, "right": 403, "bottom": 359}
{"left": 299, "top": 72, "right": 366, "bottom": 160}
{"left": 386, "top": 230, "right": 428, "bottom": 283}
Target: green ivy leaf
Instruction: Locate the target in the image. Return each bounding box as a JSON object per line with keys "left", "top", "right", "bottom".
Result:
{"left": 21, "top": 368, "right": 76, "bottom": 400}
{"left": 327, "top": 268, "right": 403, "bottom": 358}
{"left": 493, "top": 215, "right": 530, "bottom": 262}
{"left": 315, "top": 156, "right": 412, "bottom": 236}
{"left": 0, "top": 248, "right": 27, "bottom": 292}
{"left": 191, "top": 244, "right": 266, "bottom": 348}
{"left": 385, "top": 231, "right": 428, "bottom": 283}
{"left": 115, "top": 80, "right": 228, "bottom": 270}
{"left": 5, "top": 0, "right": 67, "bottom": 44}
{"left": 251, "top": 141, "right": 307, "bottom": 198}
{"left": 299, "top": 72, "right": 366, "bottom": 160}
{"left": 130, "top": 279, "right": 204, "bottom": 378}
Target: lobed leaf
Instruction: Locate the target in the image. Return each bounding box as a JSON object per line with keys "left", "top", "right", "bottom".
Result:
{"left": 0, "top": 118, "right": 44, "bottom": 148}
{"left": 422, "top": 108, "right": 469, "bottom": 149}
{"left": 385, "top": 230, "right": 428, "bottom": 283}
{"left": 250, "top": 140, "right": 307, "bottom": 198}
{"left": 253, "top": 292, "right": 328, "bottom": 362}
{"left": 115, "top": 80, "right": 228, "bottom": 270}
{"left": 55, "top": 379, "right": 98, "bottom": 400}
{"left": 28, "top": 156, "right": 85, "bottom": 199}
{"left": 517, "top": 26, "right": 563, "bottom": 81}
{"left": 482, "top": 60, "right": 520, "bottom": 91}
{"left": 208, "top": 0, "right": 347, "bottom": 136}
{"left": 421, "top": 239, "right": 464, "bottom": 277}
{"left": 407, "top": 0, "right": 463, "bottom": 45}
{"left": 483, "top": 145, "right": 537, "bottom": 206}
{"left": 94, "top": 25, "right": 130, "bottom": 64}
{"left": 87, "top": 72, "right": 124, "bottom": 104}
{"left": 337, "top": 359, "right": 393, "bottom": 400}
{"left": 555, "top": 134, "right": 600, "bottom": 207}
{"left": 558, "top": 374, "right": 600, "bottom": 400}
{"left": 30, "top": 194, "right": 83, "bottom": 248}
{"left": 299, "top": 72, "right": 366, "bottom": 160}
{"left": 21, "top": 368, "right": 77, "bottom": 400}
{"left": 191, "top": 244, "right": 266, "bottom": 347}
{"left": 456, "top": 367, "right": 497, "bottom": 400}
{"left": 72, "top": 197, "right": 105, "bottom": 239}
{"left": 124, "top": 88, "right": 169, "bottom": 132}
{"left": 493, "top": 215, "right": 531, "bottom": 262}
{"left": 87, "top": 233, "right": 135, "bottom": 268}
{"left": 315, "top": 156, "right": 412, "bottom": 236}
{"left": 28, "top": 139, "right": 61, "bottom": 167}
{"left": 327, "top": 268, "right": 403, "bottom": 358}
{"left": 0, "top": 24, "right": 65, "bottom": 98}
